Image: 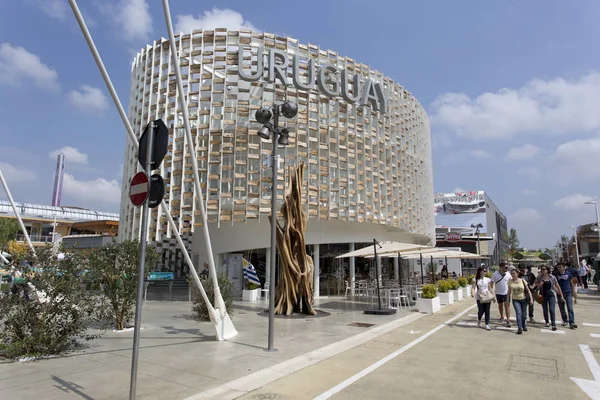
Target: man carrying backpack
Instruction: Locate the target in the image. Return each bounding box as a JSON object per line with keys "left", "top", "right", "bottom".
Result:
{"left": 492, "top": 262, "right": 512, "bottom": 327}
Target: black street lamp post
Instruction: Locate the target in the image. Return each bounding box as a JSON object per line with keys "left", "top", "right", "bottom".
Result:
{"left": 255, "top": 101, "right": 297, "bottom": 352}
{"left": 471, "top": 223, "right": 483, "bottom": 262}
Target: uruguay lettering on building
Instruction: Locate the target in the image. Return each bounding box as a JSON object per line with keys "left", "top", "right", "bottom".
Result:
{"left": 238, "top": 47, "right": 388, "bottom": 115}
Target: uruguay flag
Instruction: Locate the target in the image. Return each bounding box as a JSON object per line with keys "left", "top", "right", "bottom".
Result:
{"left": 243, "top": 259, "right": 261, "bottom": 286}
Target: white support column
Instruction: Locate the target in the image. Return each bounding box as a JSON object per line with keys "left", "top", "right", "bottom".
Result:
{"left": 377, "top": 256, "right": 382, "bottom": 283}
{"left": 265, "top": 249, "right": 271, "bottom": 293}
{"left": 393, "top": 257, "right": 399, "bottom": 281}
{"left": 349, "top": 243, "right": 355, "bottom": 296}
{"left": 215, "top": 253, "right": 223, "bottom": 277}
{"left": 313, "top": 244, "right": 320, "bottom": 298}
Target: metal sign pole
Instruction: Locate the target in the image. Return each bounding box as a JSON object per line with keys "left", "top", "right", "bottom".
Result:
{"left": 420, "top": 253, "right": 424, "bottom": 284}
{"left": 129, "top": 123, "right": 154, "bottom": 400}
{"left": 374, "top": 239, "right": 382, "bottom": 310}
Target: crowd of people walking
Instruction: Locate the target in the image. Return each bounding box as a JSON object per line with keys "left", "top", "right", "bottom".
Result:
{"left": 471, "top": 260, "right": 592, "bottom": 334}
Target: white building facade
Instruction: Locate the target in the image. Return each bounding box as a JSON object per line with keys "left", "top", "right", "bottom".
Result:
{"left": 119, "top": 29, "right": 434, "bottom": 296}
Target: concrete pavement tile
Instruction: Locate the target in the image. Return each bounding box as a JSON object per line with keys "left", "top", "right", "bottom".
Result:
{"left": 0, "top": 362, "right": 103, "bottom": 390}
{"left": 134, "top": 360, "right": 226, "bottom": 391}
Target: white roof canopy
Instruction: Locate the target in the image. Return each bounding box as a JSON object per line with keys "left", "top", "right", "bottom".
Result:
{"left": 402, "top": 250, "right": 481, "bottom": 260}
{"left": 336, "top": 242, "right": 432, "bottom": 258}
{"left": 365, "top": 247, "right": 449, "bottom": 259}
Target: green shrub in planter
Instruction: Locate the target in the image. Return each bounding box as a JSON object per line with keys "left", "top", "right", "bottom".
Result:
{"left": 449, "top": 279, "right": 460, "bottom": 290}
{"left": 458, "top": 277, "right": 468, "bottom": 287}
{"left": 191, "top": 275, "right": 234, "bottom": 322}
{"left": 467, "top": 274, "right": 475, "bottom": 284}
{"left": 437, "top": 279, "right": 451, "bottom": 293}
{"left": 421, "top": 284, "right": 437, "bottom": 299}
{"left": 247, "top": 282, "right": 260, "bottom": 290}
{"left": 484, "top": 272, "right": 492, "bottom": 279}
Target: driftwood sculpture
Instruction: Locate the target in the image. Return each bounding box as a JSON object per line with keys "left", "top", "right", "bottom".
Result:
{"left": 272, "top": 162, "right": 317, "bottom": 316}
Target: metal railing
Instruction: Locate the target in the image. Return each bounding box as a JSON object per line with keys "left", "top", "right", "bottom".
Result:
{"left": 16, "top": 234, "right": 54, "bottom": 243}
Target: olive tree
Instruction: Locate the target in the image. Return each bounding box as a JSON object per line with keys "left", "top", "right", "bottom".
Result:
{"left": 0, "top": 245, "right": 99, "bottom": 359}
{"left": 88, "top": 240, "right": 158, "bottom": 330}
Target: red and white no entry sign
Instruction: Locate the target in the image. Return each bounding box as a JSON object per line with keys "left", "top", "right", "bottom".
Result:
{"left": 129, "top": 172, "right": 149, "bottom": 206}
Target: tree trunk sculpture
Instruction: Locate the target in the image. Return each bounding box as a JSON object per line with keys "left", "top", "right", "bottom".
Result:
{"left": 271, "top": 162, "right": 317, "bottom": 316}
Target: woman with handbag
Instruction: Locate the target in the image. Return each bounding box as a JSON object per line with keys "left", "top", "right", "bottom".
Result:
{"left": 533, "top": 265, "right": 563, "bottom": 331}
{"left": 471, "top": 266, "right": 494, "bottom": 331}
{"left": 508, "top": 269, "right": 534, "bottom": 334}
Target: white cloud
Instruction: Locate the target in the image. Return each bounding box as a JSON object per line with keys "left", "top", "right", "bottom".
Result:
{"left": 0, "top": 162, "right": 37, "bottom": 183}
{"left": 31, "top": 0, "right": 68, "bottom": 20}
{"left": 31, "top": 0, "right": 98, "bottom": 26}
{"left": 512, "top": 208, "right": 542, "bottom": 221}
{"left": 546, "top": 137, "right": 600, "bottom": 186}
{"left": 445, "top": 149, "right": 493, "bottom": 163}
{"left": 521, "top": 189, "right": 539, "bottom": 196}
{"left": 0, "top": 43, "right": 58, "bottom": 89}
{"left": 117, "top": 0, "right": 152, "bottom": 42}
{"left": 518, "top": 167, "right": 542, "bottom": 182}
{"left": 430, "top": 72, "right": 600, "bottom": 139}
{"left": 49, "top": 147, "right": 89, "bottom": 165}
{"left": 67, "top": 85, "right": 108, "bottom": 112}
{"left": 470, "top": 149, "right": 493, "bottom": 159}
{"left": 431, "top": 133, "right": 453, "bottom": 148}
{"left": 175, "top": 8, "right": 256, "bottom": 33}
{"left": 553, "top": 194, "right": 597, "bottom": 211}
{"left": 62, "top": 173, "right": 121, "bottom": 206}
{"left": 506, "top": 144, "right": 541, "bottom": 160}
{"left": 96, "top": 0, "right": 151, "bottom": 42}
{"left": 114, "top": 164, "right": 124, "bottom": 180}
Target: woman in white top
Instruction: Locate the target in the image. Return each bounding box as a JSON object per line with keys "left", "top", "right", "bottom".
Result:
{"left": 471, "top": 266, "right": 494, "bottom": 330}
{"left": 579, "top": 260, "right": 589, "bottom": 289}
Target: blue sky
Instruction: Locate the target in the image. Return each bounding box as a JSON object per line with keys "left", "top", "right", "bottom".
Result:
{"left": 1, "top": 0, "right": 599, "bottom": 249}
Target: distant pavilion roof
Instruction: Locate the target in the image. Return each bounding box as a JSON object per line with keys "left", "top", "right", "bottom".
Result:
{"left": 0, "top": 200, "right": 119, "bottom": 222}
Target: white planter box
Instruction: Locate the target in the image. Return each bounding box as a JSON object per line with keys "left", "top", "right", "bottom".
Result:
{"left": 452, "top": 289, "right": 463, "bottom": 301}
{"left": 439, "top": 291, "right": 454, "bottom": 305}
{"left": 242, "top": 288, "right": 259, "bottom": 302}
{"left": 418, "top": 297, "right": 441, "bottom": 314}
{"left": 464, "top": 285, "right": 472, "bottom": 297}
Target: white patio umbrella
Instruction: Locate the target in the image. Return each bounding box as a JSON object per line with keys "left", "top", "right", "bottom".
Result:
{"left": 336, "top": 241, "right": 431, "bottom": 258}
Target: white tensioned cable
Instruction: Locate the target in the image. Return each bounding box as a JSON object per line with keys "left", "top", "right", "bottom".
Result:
{"left": 161, "top": 0, "right": 229, "bottom": 318}
{"left": 67, "top": 0, "right": 216, "bottom": 319}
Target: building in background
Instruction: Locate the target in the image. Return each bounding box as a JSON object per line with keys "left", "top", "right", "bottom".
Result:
{"left": 119, "top": 29, "right": 435, "bottom": 297}
{"left": 0, "top": 200, "right": 119, "bottom": 247}
{"left": 434, "top": 190, "right": 508, "bottom": 266}
{"left": 575, "top": 223, "right": 599, "bottom": 262}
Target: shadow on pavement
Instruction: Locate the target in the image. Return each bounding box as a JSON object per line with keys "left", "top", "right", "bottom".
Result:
{"left": 317, "top": 301, "right": 371, "bottom": 311}
{"left": 52, "top": 375, "right": 95, "bottom": 400}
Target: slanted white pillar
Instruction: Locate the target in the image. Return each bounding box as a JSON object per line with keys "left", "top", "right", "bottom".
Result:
{"left": 349, "top": 243, "right": 356, "bottom": 295}
{"left": 393, "top": 257, "right": 399, "bottom": 281}
{"left": 377, "top": 256, "right": 382, "bottom": 283}
{"left": 313, "top": 244, "right": 320, "bottom": 298}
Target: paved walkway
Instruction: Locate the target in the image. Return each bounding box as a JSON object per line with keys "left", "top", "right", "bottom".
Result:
{"left": 0, "top": 296, "right": 415, "bottom": 399}
{"left": 233, "top": 286, "right": 600, "bottom": 400}
{"left": 3, "top": 288, "right": 599, "bottom": 400}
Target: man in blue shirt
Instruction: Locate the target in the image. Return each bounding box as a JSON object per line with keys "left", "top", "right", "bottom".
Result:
{"left": 554, "top": 263, "right": 577, "bottom": 329}
{"left": 566, "top": 262, "right": 580, "bottom": 304}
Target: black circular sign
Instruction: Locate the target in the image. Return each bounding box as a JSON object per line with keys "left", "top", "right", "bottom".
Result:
{"left": 148, "top": 174, "right": 165, "bottom": 209}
